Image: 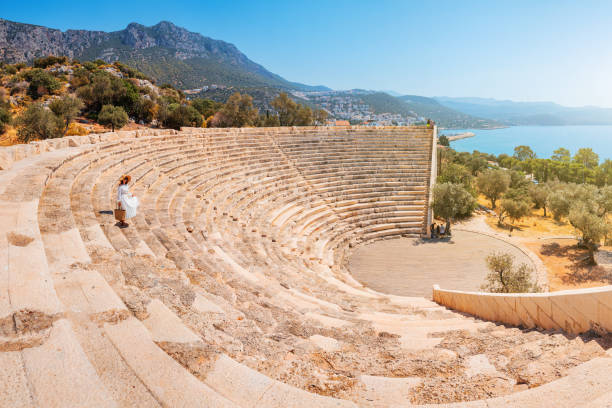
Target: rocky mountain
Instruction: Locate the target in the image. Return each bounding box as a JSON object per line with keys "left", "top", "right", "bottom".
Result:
{"left": 0, "top": 18, "right": 329, "bottom": 91}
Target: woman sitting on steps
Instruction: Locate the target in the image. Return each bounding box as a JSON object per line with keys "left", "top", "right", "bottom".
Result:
{"left": 116, "top": 175, "right": 139, "bottom": 227}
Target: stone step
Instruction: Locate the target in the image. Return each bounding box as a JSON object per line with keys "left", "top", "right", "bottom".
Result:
{"left": 103, "top": 317, "right": 235, "bottom": 407}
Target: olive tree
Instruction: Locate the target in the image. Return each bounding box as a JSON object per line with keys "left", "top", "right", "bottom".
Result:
{"left": 49, "top": 95, "right": 84, "bottom": 135}
{"left": 568, "top": 202, "right": 609, "bottom": 262}
{"left": 431, "top": 182, "right": 477, "bottom": 235}
{"left": 98, "top": 105, "right": 128, "bottom": 132}
{"left": 476, "top": 169, "right": 510, "bottom": 209}
{"left": 546, "top": 190, "right": 571, "bottom": 221}
{"left": 25, "top": 69, "right": 61, "bottom": 99}
{"left": 498, "top": 197, "right": 531, "bottom": 227}
{"left": 438, "top": 163, "right": 474, "bottom": 192}
{"left": 597, "top": 185, "right": 612, "bottom": 217}
{"left": 159, "top": 103, "right": 203, "bottom": 129}
{"left": 481, "top": 252, "right": 541, "bottom": 293}
{"left": 528, "top": 183, "right": 550, "bottom": 216}
{"left": 17, "top": 103, "right": 62, "bottom": 142}
{"left": 213, "top": 92, "right": 258, "bottom": 127}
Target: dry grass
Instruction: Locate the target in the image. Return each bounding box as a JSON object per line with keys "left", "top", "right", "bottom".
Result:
{"left": 478, "top": 195, "right": 574, "bottom": 239}
{"left": 477, "top": 195, "right": 612, "bottom": 291}
{"left": 524, "top": 239, "right": 612, "bottom": 291}
{"left": 0, "top": 127, "right": 19, "bottom": 146}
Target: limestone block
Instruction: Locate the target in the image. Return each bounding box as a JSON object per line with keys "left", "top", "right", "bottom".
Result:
{"left": 0, "top": 351, "right": 34, "bottom": 407}
{"left": 515, "top": 298, "right": 537, "bottom": 329}
{"left": 46, "top": 138, "right": 69, "bottom": 150}
{"left": 360, "top": 375, "right": 420, "bottom": 405}
{"left": 28, "top": 141, "right": 46, "bottom": 155}
{"left": 549, "top": 298, "right": 584, "bottom": 334}
{"left": 117, "top": 130, "right": 136, "bottom": 140}
{"left": 99, "top": 132, "right": 118, "bottom": 142}
{"left": 0, "top": 148, "right": 14, "bottom": 170}
{"left": 192, "top": 293, "right": 224, "bottom": 314}
{"left": 309, "top": 334, "right": 340, "bottom": 352}
{"left": 66, "top": 136, "right": 81, "bottom": 147}
{"left": 255, "top": 381, "right": 357, "bottom": 407}
{"left": 141, "top": 299, "right": 201, "bottom": 343}
{"left": 205, "top": 354, "right": 274, "bottom": 406}
{"left": 11, "top": 144, "right": 29, "bottom": 161}
{"left": 22, "top": 319, "right": 116, "bottom": 407}
{"left": 88, "top": 134, "right": 101, "bottom": 144}
{"left": 465, "top": 354, "right": 499, "bottom": 377}
{"left": 104, "top": 318, "right": 234, "bottom": 407}
{"left": 551, "top": 294, "right": 596, "bottom": 333}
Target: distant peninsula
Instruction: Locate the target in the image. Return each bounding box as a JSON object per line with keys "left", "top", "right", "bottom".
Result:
{"left": 442, "top": 132, "right": 475, "bottom": 141}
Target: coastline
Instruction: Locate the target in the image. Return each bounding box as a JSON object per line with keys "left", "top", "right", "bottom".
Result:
{"left": 444, "top": 132, "right": 475, "bottom": 141}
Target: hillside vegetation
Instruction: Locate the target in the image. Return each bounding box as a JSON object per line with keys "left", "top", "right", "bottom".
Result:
{"left": 0, "top": 57, "right": 327, "bottom": 145}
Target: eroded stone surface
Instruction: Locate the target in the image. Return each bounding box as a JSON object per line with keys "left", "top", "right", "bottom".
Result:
{"left": 3, "top": 127, "right": 611, "bottom": 406}
{"left": 6, "top": 232, "right": 34, "bottom": 247}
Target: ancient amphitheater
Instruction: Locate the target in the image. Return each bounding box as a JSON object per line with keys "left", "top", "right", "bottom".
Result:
{"left": 1, "top": 125, "right": 612, "bottom": 407}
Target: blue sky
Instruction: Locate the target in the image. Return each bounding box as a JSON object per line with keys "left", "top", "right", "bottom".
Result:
{"left": 3, "top": 0, "right": 612, "bottom": 107}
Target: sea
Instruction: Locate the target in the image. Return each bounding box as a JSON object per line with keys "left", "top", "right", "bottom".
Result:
{"left": 447, "top": 125, "right": 612, "bottom": 161}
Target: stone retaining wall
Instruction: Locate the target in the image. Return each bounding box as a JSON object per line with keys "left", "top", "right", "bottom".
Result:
{"left": 432, "top": 284, "right": 612, "bottom": 334}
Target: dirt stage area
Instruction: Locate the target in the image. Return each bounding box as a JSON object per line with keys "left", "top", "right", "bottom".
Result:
{"left": 348, "top": 230, "right": 533, "bottom": 297}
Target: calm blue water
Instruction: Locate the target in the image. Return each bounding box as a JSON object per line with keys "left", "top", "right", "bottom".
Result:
{"left": 448, "top": 125, "right": 612, "bottom": 160}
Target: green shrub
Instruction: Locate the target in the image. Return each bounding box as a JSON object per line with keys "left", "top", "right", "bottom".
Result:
{"left": 4, "top": 65, "right": 17, "bottom": 75}
{"left": 49, "top": 95, "right": 84, "bottom": 135}
{"left": 438, "top": 134, "right": 450, "bottom": 147}
{"left": 191, "top": 98, "right": 222, "bottom": 118}
{"left": 431, "top": 182, "right": 477, "bottom": 234}
{"left": 211, "top": 92, "right": 258, "bottom": 128}
{"left": 24, "top": 68, "right": 61, "bottom": 99}
{"left": 98, "top": 105, "right": 128, "bottom": 131}
{"left": 83, "top": 61, "right": 97, "bottom": 71}
{"left": 159, "top": 104, "right": 203, "bottom": 129}
{"left": 33, "top": 56, "right": 68, "bottom": 69}
{"left": 481, "top": 252, "right": 541, "bottom": 293}
{"left": 0, "top": 107, "right": 11, "bottom": 133}
{"left": 476, "top": 169, "right": 510, "bottom": 209}
{"left": 17, "top": 103, "right": 62, "bottom": 142}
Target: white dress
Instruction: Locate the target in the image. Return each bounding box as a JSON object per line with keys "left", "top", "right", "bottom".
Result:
{"left": 117, "top": 184, "right": 139, "bottom": 219}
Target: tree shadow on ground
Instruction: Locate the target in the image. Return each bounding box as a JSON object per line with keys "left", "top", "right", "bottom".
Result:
{"left": 540, "top": 242, "right": 612, "bottom": 285}
{"left": 412, "top": 237, "right": 454, "bottom": 246}
{"left": 494, "top": 222, "right": 524, "bottom": 232}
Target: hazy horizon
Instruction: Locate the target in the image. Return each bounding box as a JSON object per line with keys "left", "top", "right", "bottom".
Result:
{"left": 3, "top": 0, "right": 612, "bottom": 108}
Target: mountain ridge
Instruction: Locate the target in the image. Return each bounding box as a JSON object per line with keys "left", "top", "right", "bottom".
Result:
{"left": 434, "top": 96, "right": 612, "bottom": 126}
{"left": 398, "top": 94, "right": 502, "bottom": 129}
{"left": 0, "top": 18, "right": 329, "bottom": 91}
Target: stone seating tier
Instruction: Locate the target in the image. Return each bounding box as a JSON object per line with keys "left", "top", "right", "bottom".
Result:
{"left": 1, "top": 126, "right": 612, "bottom": 407}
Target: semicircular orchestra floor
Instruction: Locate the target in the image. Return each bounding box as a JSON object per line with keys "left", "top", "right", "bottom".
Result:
{"left": 348, "top": 230, "right": 533, "bottom": 297}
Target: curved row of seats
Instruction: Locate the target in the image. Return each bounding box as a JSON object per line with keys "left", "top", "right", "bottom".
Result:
{"left": 1, "top": 126, "right": 611, "bottom": 407}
